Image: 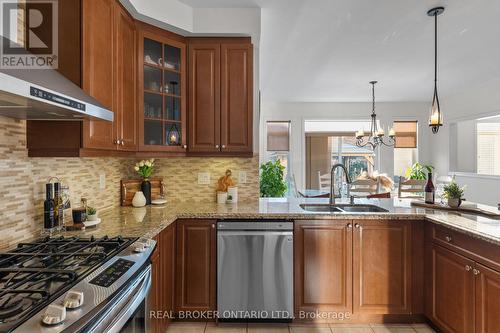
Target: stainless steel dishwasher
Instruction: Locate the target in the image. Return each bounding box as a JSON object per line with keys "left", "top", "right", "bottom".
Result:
{"left": 217, "top": 220, "right": 293, "bottom": 321}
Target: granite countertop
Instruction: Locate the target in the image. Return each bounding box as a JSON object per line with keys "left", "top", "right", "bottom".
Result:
{"left": 62, "top": 198, "right": 500, "bottom": 246}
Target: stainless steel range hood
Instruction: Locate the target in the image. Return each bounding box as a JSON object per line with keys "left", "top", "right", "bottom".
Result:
{"left": 0, "top": 38, "right": 113, "bottom": 121}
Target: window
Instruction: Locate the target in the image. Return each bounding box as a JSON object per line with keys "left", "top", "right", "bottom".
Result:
{"left": 451, "top": 115, "right": 500, "bottom": 176}
{"left": 267, "top": 121, "right": 290, "bottom": 151}
{"left": 393, "top": 121, "right": 418, "bottom": 177}
{"left": 394, "top": 121, "right": 417, "bottom": 148}
{"left": 265, "top": 121, "right": 293, "bottom": 195}
{"left": 477, "top": 122, "right": 500, "bottom": 175}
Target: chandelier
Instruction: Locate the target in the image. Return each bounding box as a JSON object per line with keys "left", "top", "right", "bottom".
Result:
{"left": 355, "top": 81, "right": 395, "bottom": 149}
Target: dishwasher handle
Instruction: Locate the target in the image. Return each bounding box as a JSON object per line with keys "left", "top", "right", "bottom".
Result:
{"left": 217, "top": 221, "right": 293, "bottom": 231}
{"left": 217, "top": 230, "right": 293, "bottom": 237}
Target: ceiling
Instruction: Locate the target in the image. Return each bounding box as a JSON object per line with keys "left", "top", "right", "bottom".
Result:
{"left": 259, "top": 0, "right": 500, "bottom": 102}
{"left": 178, "top": 0, "right": 265, "bottom": 8}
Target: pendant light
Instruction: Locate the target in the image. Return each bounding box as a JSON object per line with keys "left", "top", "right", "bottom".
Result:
{"left": 355, "top": 81, "right": 395, "bottom": 149}
{"left": 428, "top": 6, "right": 445, "bottom": 134}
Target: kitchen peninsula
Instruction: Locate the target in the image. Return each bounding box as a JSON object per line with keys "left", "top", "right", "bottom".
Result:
{"left": 64, "top": 198, "right": 500, "bottom": 333}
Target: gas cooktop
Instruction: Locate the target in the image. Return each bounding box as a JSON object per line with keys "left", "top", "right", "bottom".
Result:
{"left": 0, "top": 236, "right": 137, "bottom": 333}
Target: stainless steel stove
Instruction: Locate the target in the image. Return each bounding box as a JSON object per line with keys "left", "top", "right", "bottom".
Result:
{"left": 0, "top": 235, "right": 155, "bottom": 333}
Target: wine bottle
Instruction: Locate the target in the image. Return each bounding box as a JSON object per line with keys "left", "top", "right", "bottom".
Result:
{"left": 425, "top": 172, "right": 435, "bottom": 204}
{"left": 54, "top": 182, "right": 64, "bottom": 228}
{"left": 43, "top": 184, "right": 55, "bottom": 229}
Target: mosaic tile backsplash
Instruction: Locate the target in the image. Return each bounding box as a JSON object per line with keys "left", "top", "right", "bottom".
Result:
{"left": 0, "top": 116, "right": 259, "bottom": 249}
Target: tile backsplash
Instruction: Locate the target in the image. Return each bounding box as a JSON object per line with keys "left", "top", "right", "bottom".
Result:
{"left": 0, "top": 116, "right": 259, "bottom": 249}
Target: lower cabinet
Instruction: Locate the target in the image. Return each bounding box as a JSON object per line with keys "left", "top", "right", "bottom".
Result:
{"left": 175, "top": 219, "right": 217, "bottom": 313}
{"left": 426, "top": 243, "right": 474, "bottom": 333}
{"left": 353, "top": 220, "right": 412, "bottom": 315}
{"left": 295, "top": 219, "right": 415, "bottom": 321}
{"left": 150, "top": 222, "right": 176, "bottom": 333}
{"left": 426, "top": 228, "right": 500, "bottom": 333}
{"left": 294, "top": 220, "right": 353, "bottom": 315}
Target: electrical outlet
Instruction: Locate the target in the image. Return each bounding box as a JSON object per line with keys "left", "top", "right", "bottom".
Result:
{"left": 198, "top": 172, "right": 211, "bottom": 185}
{"left": 99, "top": 173, "right": 106, "bottom": 190}
{"left": 238, "top": 171, "right": 247, "bottom": 184}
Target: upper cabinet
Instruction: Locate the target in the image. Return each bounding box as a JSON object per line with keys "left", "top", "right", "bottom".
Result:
{"left": 27, "top": 0, "right": 138, "bottom": 156}
{"left": 27, "top": 1, "right": 253, "bottom": 158}
{"left": 81, "top": 0, "right": 116, "bottom": 150}
{"left": 188, "top": 39, "right": 253, "bottom": 155}
{"left": 82, "top": 0, "right": 137, "bottom": 151}
{"left": 138, "top": 26, "right": 187, "bottom": 152}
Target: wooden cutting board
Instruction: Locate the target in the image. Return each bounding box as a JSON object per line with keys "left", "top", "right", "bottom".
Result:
{"left": 411, "top": 201, "right": 500, "bottom": 219}
{"left": 121, "top": 177, "right": 165, "bottom": 206}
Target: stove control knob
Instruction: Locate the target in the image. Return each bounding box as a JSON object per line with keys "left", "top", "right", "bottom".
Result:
{"left": 63, "top": 290, "right": 84, "bottom": 309}
{"left": 134, "top": 238, "right": 152, "bottom": 253}
{"left": 41, "top": 304, "right": 66, "bottom": 325}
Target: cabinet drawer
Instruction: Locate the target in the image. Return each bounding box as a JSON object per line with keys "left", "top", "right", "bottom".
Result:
{"left": 428, "top": 224, "right": 500, "bottom": 272}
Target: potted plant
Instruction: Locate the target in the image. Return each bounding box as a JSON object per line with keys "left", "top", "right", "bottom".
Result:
{"left": 260, "top": 160, "right": 287, "bottom": 198}
{"left": 134, "top": 159, "right": 155, "bottom": 205}
{"left": 442, "top": 181, "right": 465, "bottom": 208}
{"left": 405, "top": 162, "right": 434, "bottom": 180}
{"left": 86, "top": 206, "right": 98, "bottom": 221}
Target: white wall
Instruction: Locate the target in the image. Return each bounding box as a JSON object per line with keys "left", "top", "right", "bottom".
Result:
{"left": 429, "top": 78, "right": 500, "bottom": 206}
{"left": 260, "top": 101, "right": 431, "bottom": 190}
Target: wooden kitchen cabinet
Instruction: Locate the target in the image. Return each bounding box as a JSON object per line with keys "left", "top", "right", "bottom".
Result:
{"left": 426, "top": 243, "right": 474, "bottom": 333}
{"left": 114, "top": 3, "right": 137, "bottom": 151}
{"left": 188, "top": 43, "right": 221, "bottom": 153}
{"left": 27, "top": 0, "right": 137, "bottom": 156}
{"left": 294, "top": 220, "right": 353, "bottom": 315}
{"left": 175, "top": 219, "right": 217, "bottom": 313}
{"left": 137, "top": 24, "right": 187, "bottom": 153}
{"left": 475, "top": 262, "right": 500, "bottom": 332}
{"left": 425, "top": 224, "right": 500, "bottom": 333}
{"left": 150, "top": 222, "right": 176, "bottom": 333}
{"left": 353, "top": 220, "right": 412, "bottom": 315}
{"left": 81, "top": 0, "right": 115, "bottom": 150}
{"left": 220, "top": 43, "right": 253, "bottom": 153}
{"left": 188, "top": 39, "right": 253, "bottom": 155}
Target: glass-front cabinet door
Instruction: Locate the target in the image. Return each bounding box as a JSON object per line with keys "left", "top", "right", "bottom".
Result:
{"left": 139, "top": 30, "right": 186, "bottom": 152}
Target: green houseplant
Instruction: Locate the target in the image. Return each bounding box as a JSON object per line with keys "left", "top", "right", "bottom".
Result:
{"left": 260, "top": 160, "right": 287, "bottom": 197}
{"left": 86, "top": 206, "right": 98, "bottom": 221}
{"left": 442, "top": 181, "right": 465, "bottom": 208}
{"left": 405, "top": 163, "right": 434, "bottom": 180}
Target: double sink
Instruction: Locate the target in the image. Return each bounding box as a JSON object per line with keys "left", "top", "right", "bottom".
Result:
{"left": 300, "top": 203, "right": 388, "bottom": 213}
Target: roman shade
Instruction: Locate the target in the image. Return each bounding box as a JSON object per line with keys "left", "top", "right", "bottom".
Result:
{"left": 394, "top": 121, "right": 418, "bottom": 148}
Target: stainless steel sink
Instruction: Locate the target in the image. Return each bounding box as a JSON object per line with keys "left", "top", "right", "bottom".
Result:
{"left": 299, "top": 204, "right": 343, "bottom": 212}
{"left": 335, "top": 204, "right": 389, "bottom": 213}
{"left": 299, "top": 204, "right": 388, "bottom": 213}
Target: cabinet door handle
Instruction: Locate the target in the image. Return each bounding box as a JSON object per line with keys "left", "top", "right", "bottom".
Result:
{"left": 465, "top": 265, "right": 472, "bottom": 271}
{"left": 212, "top": 224, "right": 216, "bottom": 229}
{"left": 222, "top": 145, "right": 226, "bottom": 149}
{"left": 354, "top": 223, "right": 360, "bottom": 229}
{"left": 114, "top": 139, "right": 118, "bottom": 145}
{"left": 183, "top": 144, "right": 187, "bottom": 149}
{"left": 121, "top": 139, "right": 125, "bottom": 146}
{"left": 215, "top": 145, "right": 220, "bottom": 149}
{"left": 473, "top": 268, "right": 480, "bottom": 276}
{"left": 346, "top": 223, "right": 352, "bottom": 229}
{"left": 445, "top": 235, "right": 452, "bottom": 243}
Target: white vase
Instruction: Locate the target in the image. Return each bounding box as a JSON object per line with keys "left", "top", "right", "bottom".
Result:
{"left": 447, "top": 198, "right": 461, "bottom": 208}
{"left": 87, "top": 213, "right": 98, "bottom": 221}
{"left": 132, "top": 191, "right": 147, "bottom": 207}
{"left": 217, "top": 192, "right": 228, "bottom": 204}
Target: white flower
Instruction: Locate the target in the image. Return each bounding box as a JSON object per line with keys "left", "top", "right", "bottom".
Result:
{"left": 134, "top": 166, "right": 139, "bottom": 171}
{"left": 145, "top": 161, "right": 151, "bottom": 167}
{"left": 139, "top": 161, "right": 144, "bottom": 167}
{"left": 150, "top": 158, "right": 155, "bottom": 164}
